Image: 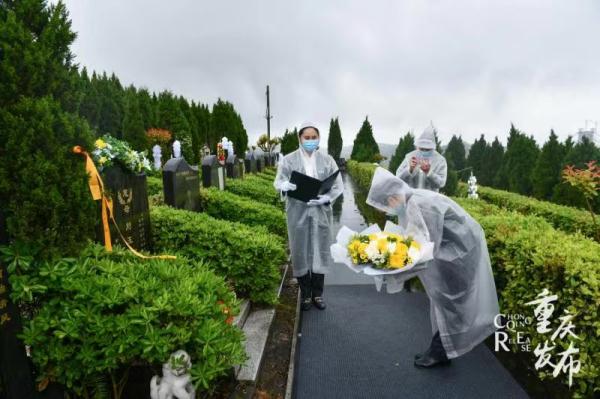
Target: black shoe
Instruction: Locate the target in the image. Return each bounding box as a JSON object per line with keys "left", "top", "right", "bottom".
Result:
{"left": 301, "top": 298, "right": 312, "bottom": 311}
{"left": 312, "top": 296, "right": 327, "bottom": 310}
{"left": 414, "top": 352, "right": 451, "bottom": 368}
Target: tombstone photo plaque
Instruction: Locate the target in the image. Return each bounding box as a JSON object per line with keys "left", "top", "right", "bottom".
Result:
{"left": 163, "top": 157, "right": 201, "bottom": 211}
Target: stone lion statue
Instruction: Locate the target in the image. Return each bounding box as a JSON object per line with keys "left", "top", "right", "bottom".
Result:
{"left": 150, "top": 350, "right": 195, "bottom": 399}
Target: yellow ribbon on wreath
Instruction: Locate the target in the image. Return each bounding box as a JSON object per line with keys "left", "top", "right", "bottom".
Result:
{"left": 73, "top": 146, "right": 176, "bottom": 260}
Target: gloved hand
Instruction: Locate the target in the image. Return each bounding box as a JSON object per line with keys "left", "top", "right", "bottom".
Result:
{"left": 307, "top": 194, "right": 331, "bottom": 206}
{"left": 279, "top": 181, "right": 297, "bottom": 192}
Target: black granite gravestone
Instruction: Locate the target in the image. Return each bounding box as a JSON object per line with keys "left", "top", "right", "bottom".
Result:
{"left": 162, "top": 157, "right": 200, "bottom": 211}
{"left": 0, "top": 210, "right": 38, "bottom": 399}
{"left": 255, "top": 153, "right": 264, "bottom": 172}
{"left": 244, "top": 152, "right": 257, "bottom": 173}
{"left": 226, "top": 154, "right": 240, "bottom": 179}
{"left": 101, "top": 166, "right": 152, "bottom": 251}
{"left": 202, "top": 155, "right": 226, "bottom": 189}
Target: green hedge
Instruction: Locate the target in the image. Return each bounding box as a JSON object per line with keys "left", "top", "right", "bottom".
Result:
{"left": 146, "top": 175, "right": 163, "bottom": 196}
{"left": 6, "top": 244, "right": 245, "bottom": 395}
{"left": 348, "top": 161, "right": 600, "bottom": 396}
{"left": 346, "top": 160, "right": 377, "bottom": 192}
{"left": 457, "top": 183, "right": 599, "bottom": 242}
{"left": 226, "top": 177, "right": 282, "bottom": 208}
{"left": 455, "top": 198, "right": 600, "bottom": 397}
{"left": 151, "top": 206, "right": 286, "bottom": 304}
{"left": 201, "top": 188, "right": 287, "bottom": 238}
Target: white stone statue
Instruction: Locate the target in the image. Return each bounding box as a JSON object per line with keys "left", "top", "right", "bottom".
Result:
{"left": 150, "top": 350, "right": 195, "bottom": 399}
{"left": 468, "top": 173, "right": 479, "bottom": 199}
{"left": 221, "top": 137, "right": 234, "bottom": 155}
{"left": 173, "top": 140, "right": 182, "bottom": 158}
{"left": 152, "top": 145, "right": 162, "bottom": 170}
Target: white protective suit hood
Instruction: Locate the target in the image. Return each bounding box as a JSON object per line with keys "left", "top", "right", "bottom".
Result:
{"left": 415, "top": 125, "right": 436, "bottom": 149}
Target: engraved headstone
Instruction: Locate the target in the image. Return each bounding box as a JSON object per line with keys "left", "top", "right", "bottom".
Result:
{"left": 101, "top": 166, "right": 152, "bottom": 251}
{"left": 163, "top": 157, "right": 201, "bottom": 211}
{"left": 202, "top": 155, "right": 226, "bottom": 190}
{"left": 244, "top": 151, "right": 257, "bottom": 174}
{"left": 226, "top": 153, "right": 240, "bottom": 179}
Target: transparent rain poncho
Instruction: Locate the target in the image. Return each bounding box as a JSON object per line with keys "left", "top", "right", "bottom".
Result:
{"left": 274, "top": 148, "right": 344, "bottom": 277}
{"left": 395, "top": 127, "right": 447, "bottom": 192}
{"left": 367, "top": 167, "right": 499, "bottom": 359}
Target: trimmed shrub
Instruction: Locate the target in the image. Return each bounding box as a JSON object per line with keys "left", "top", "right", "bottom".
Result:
{"left": 6, "top": 244, "right": 245, "bottom": 396}
{"left": 458, "top": 183, "right": 599, "bottom": 242}
{"left": 346, "top": 160, "right": 377, "bottom": 191}
{"left": 455, "top": 199, "right": 600, "bottom": 397}
{"left": 201, "top": 188, "right": 287, "bottom": 237}
{"left": 151, "top": 206, "right": 286, "bottom": 304}
{"left": 146, "top": 175, "right": 163, "bottom": 196}
{"left": 226, "top": 177, "right": 282, "bottom": 208}
{"left": 0, "top": 97, "right": 96, "bottom": 258}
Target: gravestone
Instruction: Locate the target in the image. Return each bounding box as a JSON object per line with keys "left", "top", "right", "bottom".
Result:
{"left": 162, "top": 157, "right": 201, "bottom": 211}
{"left": 202, "top": 155, "right": 226, "bottom": 190}
{"left": 244, "top": 152, "right": 257, "bottom": 174}
{"left": 226, "top": 153, "right": 243, "bottom": 179}
{"left": 255, "top": 153, "right": 264, "bottom": 172}
{"left": 0, "top": 209, "right": 37, "bottom": 399}
{"left": 101, "top": 166, "right": 152, "bottom": 251}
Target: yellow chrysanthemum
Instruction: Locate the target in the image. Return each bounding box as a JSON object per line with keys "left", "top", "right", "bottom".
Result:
{"left": 389, "top": 253, "right": 406, "bottom": 268}
{"left": 98, "top": 156, "right": 107, "bottom": 164}
{"left": 394, "top": 242, "right": 408, "bottom": 255}
{"left": 95, "top": 139, "right": 107, "bottom": 149}
{"left": 377, "top": 238, "right": 388, "bottom": 252}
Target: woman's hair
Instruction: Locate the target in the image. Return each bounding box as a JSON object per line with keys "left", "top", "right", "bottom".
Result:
{"left": 298, "top": 126, "right": 320, "bottom": 136}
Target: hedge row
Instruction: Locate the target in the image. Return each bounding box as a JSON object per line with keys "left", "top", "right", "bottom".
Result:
{"left": 150, "top": 205, "right": 286, "bottom": 304}
{"left": 226, "top": 176, "right": 282, "bottom": 208}
{"left": 346, "top": 160, "right": 377, "bottom": 192}
{"left": 8, "top": 244, "right": 245, "bottom": 394}
{"left": 146, "top": 175, "right": 163, "bottom": 196}
{"left": 346, "top": 161, "right": 600, "bottom": 396}
{"left": 455, "top": 198, "right": 600, "bottom": 397}
{"left": 458, "top": 182, "right": 599, "bottom": 242}
{"left": 201, "top": 187, "right": 287, "bottom": 237}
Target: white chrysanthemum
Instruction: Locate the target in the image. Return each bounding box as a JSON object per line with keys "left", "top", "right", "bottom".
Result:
{"left": 387, "top": 242, "right": 397, "bottom": 253}
{"left": 408, "top": 246, "right": 421, "bottom": 264}
{"left": 365, "top": 241, "right": 379, "bottom": 260}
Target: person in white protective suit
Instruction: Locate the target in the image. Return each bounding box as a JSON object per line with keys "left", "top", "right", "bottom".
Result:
{"left": 367, "top": 167, "right": 499, "bottom": 368}
{"left": 274, "top": 122, "right": 344, "bottom": 311}
{"left": 396, "top": 124, "right": 447, "bottom": 192}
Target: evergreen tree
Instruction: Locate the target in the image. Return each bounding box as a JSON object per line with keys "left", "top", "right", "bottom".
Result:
{"left": 531, "top": 130, "right": 564, "bottom": 200}
{"left": 441, "top": 158, "right": 459, "bottom": 196}
{"left": 444, "top": 135, "right": 467, "bottom": 176}
{"left": 122, "top": 87, "right": 147, "bottom": 150}
{"left": 327, "top": 117, "right": 343, "bottom": 162}
{"left": 433, "top": 129, "right": 443, "bottom": 153}
{"left": 351, "top": 117, "right": 380, "bottom": 162}
{"left": 495, "top": 124, "right": 539, "bottom": 195}
{"left": 280, "top": 128, "right": 299, "bottom": 155}
{"left": 389, "top": 132, "right": 415, "bottom": 173}
{"left": 210, "top": 99, "right": 248, "bottom": 154}
{"left": 77, "top": 68, "right": 101, "bottom": 130}
{"left": 0, "top": 0, "right": 96, "bottom": 256}
{"left": 96, "top": 72, "right": 124, "bottom": 137}
{"left": 137, "top": 88, "right": 157, "bottom": 130}
{"left": 487, "top": 137, "right": 505, "bottom": 188}
{"left": 466, "top": 135, "right": 488, "bottom": 185}
{"left": 552, "top": 136, "right": 600, "bottom": 211}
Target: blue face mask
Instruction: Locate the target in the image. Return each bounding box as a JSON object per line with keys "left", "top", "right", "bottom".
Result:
{"left": 419, "top": 150, "right": 433, "bottom": 158}
{"left": 302, "top": 139, "right": 319, "bottom": 152}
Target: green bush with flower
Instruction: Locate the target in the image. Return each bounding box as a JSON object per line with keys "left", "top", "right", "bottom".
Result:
{"left": 93, "top": 135, "right": 152, "bottom": 174}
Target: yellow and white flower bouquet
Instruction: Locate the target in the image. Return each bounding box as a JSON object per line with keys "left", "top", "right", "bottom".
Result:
{"left": 330, "top": 221, "right": 434, "bottom": 277}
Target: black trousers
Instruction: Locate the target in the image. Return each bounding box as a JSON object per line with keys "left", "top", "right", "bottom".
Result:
{"left": 297, "top": 272, "right": 324, "bottom": 299}
{"left": 427, "top": 331, "right": 447, "bottom": 359}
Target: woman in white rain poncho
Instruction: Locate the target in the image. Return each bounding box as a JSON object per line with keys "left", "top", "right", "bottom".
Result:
{"left": 396, "top": 125, "right": 447, "bottom": 192}
{"left": 274, "top": 123, "right": 344, "bottom": 311}
{"left": 367, "top": 167, "right": 499, "bottom": 368}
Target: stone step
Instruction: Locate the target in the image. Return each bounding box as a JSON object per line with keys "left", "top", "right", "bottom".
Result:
{"left": 233, "top": 299, "right": 251, "bottom": 329}
{"left": 235, "top": 308, "right": 276, "bottom": 382}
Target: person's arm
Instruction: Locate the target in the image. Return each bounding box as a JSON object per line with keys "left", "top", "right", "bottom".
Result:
{"left": 396, "top": 154, "right": 418, "bottom": 182}
{"left": 273, "top": 156, "right": 293, "bottom": 193}
{"left": 425, "top": 156, "right": 447, "bottom": 190}
{"left": 312, "top": 155, "right": 344, "bottom": 204}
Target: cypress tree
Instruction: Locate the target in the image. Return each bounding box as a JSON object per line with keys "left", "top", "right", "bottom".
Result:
{"left": 327, "top": 117, "right": 343, "bottom": 162}
{"left": 281, "top": 128, "right": 299, "bottom": 155}
{"left": 389, "top": 132, "right": 415, "bottom": 173}
{"left": 122, "top": 87, "right": 148, "bottom": 151}
{"left": 496, "top": 124, "right": 539, "bottom": 195}
{"left": 467, "top": 135, "right": 487, "bottom": 185}
{"left": 0, "top": 0, "right": 96, "bottom": 256}
{"left": 351, "top": 116, "right": 380, "bottom": 162}
{"left": 444, "top": 135, "right": 467, "bottom": 175}
{"left": 531, "top": 130, "right": 564, "bottom": 200}
{"left": 487, "top": 137, "right": 505, "bottom": 188}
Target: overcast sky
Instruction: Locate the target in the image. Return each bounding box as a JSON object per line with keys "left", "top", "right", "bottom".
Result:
{"left": 60, "top": 0, "right": 600, "bottom": 147}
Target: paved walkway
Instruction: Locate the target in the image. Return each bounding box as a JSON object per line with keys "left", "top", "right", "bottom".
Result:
{"left": 293, "top": 173, "right": 528, "bottom": 399}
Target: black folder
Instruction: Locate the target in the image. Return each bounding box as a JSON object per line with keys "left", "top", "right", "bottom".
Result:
{"left": 288, "top": 170, "right": 340, "bottom": 202}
